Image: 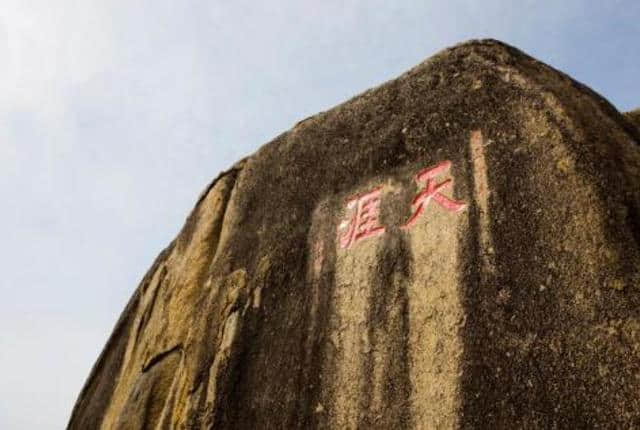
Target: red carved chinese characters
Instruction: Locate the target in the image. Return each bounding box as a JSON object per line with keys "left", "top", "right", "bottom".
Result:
{"left": 337, "top": 160, "right": 467, "bottom": 249}
{"left": 402, "top": 160, "right": 467, "bottom": 229}
{"left": 338, "top": 187, "right": 386, "bottom": 249}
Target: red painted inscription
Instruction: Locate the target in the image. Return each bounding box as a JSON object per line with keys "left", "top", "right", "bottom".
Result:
{"left": 402, "top": 161, "right": 467, "bottom": 229}
{"left": 337, "top": 160, "right": 467, "bottom": 249}
{"left": 338, "top": 187, "right": 386, "bottom": 249}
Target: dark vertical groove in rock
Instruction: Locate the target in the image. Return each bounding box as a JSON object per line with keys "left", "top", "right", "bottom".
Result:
{"left": 298, "top": 202, "right": 340, "bottom": 429}
{"left": 287, "top": 245, "right": 316, "bottom": 429}
{"left": 209, "top": 308, "right": 249, "bottom": 428}
{"left": 458, "top": 127, "right": 484, "bottom": 430}
{"left": 384, "top": 235, "right": 413, "bottom": 430}
{"left": 210, "top": 248, "right": 311, "bottom": 428}
{"left": 624, "top": 198, "right": 640, "bottom": 250}
{"left": 309, "top": 265, "right": 337, "bottom": 429}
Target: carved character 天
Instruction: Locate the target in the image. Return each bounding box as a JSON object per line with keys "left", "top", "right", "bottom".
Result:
{"left": 402, "top": 160, "right": 467, "bottom": 229}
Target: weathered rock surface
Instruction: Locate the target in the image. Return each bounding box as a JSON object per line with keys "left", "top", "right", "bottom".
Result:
{"left": 627, "top": 109, "right": 640, "bottom": 131}
{"left": 69, "top": 40, "right": 640, "bottom": 429}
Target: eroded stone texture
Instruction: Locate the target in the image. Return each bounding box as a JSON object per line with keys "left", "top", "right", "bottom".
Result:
{"left": 68, "top": 40, "right": 640, "bottom": 429}
{"left": 627, "top": 109, "right": 640, "bottom": 131}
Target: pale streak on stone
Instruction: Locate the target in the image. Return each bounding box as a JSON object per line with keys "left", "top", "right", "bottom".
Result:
{"left": 406, "top": 183, "right": 464, "bottom": 429}
{"left": 313, "top": 239, "right": 324, "bottom": 279}
{"left": 252, "top": 285, "right": 262, "bottom": 309}
{"left": 205, "top": 310, "right": 240, "bottom": 405}
{"left": 331, "top": 241, "right": 378, "bottom": 429}
{"left": 470, "top": 129, "right": 496, "bottom": 274}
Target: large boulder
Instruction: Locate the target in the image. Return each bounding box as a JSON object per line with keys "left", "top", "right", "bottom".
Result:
{"left": 69, "top": 40, "right": 640, "bottom": 429}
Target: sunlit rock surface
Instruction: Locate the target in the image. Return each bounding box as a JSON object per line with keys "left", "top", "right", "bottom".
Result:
{"left": 69, "top": 40, "right": 640, "bottom": 429}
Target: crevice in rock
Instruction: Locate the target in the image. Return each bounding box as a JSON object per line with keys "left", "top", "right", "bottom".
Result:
{"left": 142, "top": 344, "right": 183, "bottom": 373}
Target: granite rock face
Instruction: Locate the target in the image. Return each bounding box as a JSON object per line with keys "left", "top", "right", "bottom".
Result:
{"left": 627, "top": 109, "right": 640, "bottom": 131}
{"left": 69, "top": 40, "right": 640, "bottom": 429}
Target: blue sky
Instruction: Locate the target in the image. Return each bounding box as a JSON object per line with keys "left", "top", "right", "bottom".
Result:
{"left": 1, "top": 1, "right": 638, "bottom": 428}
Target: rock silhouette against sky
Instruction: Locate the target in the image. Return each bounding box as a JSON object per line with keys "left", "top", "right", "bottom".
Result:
{"left": 69, "top": 40, "right": 640, "bottom": 429}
